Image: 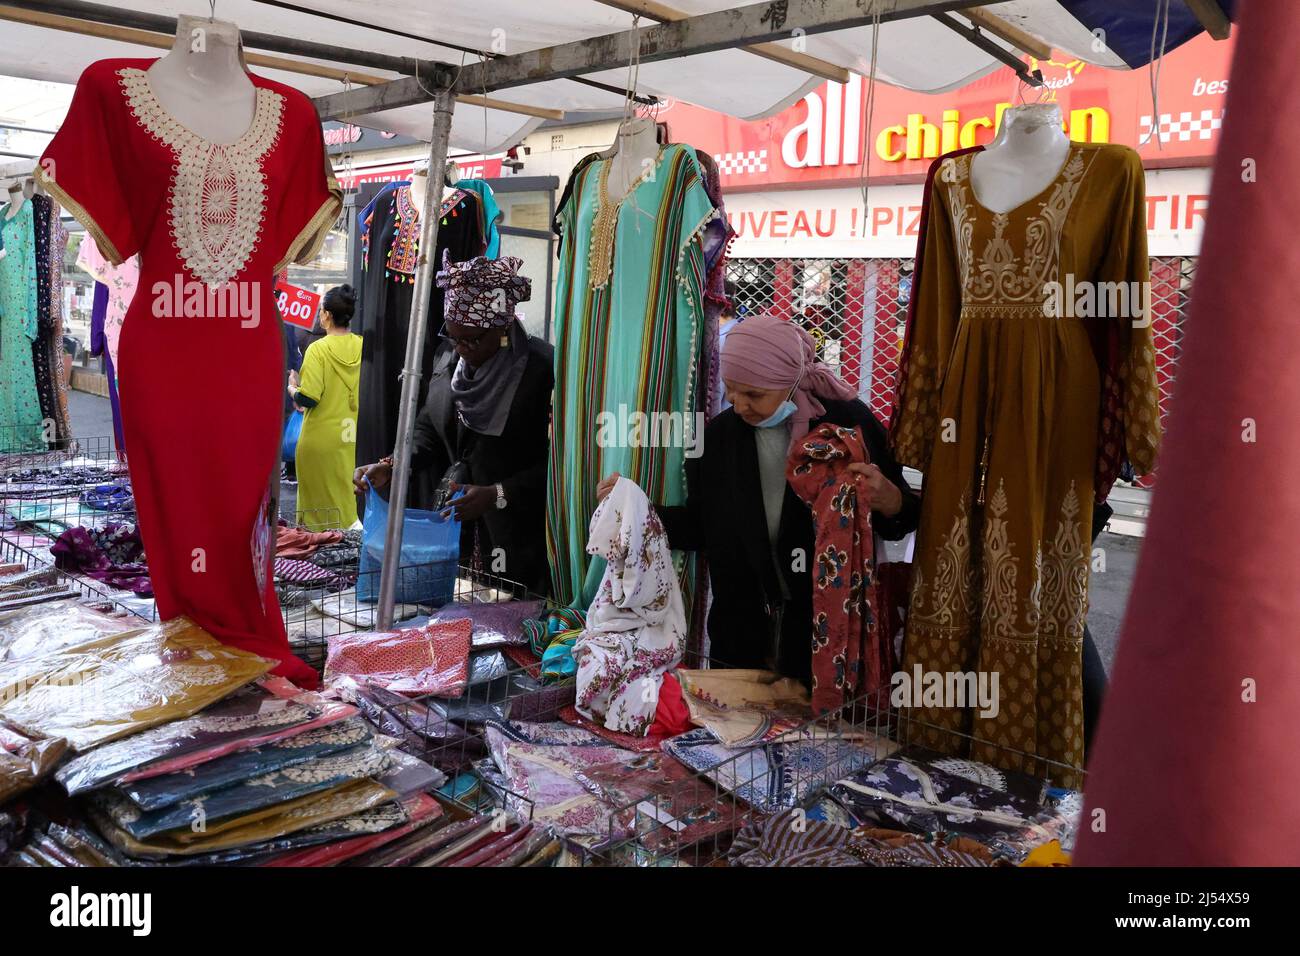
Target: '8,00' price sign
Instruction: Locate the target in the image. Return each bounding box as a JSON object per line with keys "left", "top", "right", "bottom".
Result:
{"left": 275, "top": 282, "right": 322, "bottom": 331}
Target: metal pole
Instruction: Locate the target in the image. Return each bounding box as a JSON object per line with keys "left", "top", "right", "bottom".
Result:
{"left": 376, "top": 85, "right": 457, "bottom": 630}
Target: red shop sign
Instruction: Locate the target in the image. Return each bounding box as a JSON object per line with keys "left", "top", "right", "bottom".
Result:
{"left": 275, "top": 282, "right": 321, "bottom": 330}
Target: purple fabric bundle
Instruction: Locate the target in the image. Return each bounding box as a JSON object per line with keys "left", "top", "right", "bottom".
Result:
{"left": 50, "top": 523, "right": 151, "bottom": 595}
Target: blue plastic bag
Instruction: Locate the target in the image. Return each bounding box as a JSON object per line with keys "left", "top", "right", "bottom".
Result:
{"left": 281, "top": 410, "right": 303, "bottom": 462}
{"left": 356, "top": 484, "right": 460, "bottom": 607}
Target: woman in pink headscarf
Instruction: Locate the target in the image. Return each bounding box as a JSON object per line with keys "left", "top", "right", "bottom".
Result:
{"left": 596, "top": 314, "right": 918, "bottom": 683}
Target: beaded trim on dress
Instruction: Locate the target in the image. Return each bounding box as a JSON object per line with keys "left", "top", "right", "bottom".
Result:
{"left": 117, "top": 68, "right": 284, "bottom": 287}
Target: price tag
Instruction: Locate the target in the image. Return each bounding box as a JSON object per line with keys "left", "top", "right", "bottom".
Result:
{"left": 274, "top": 282, "right": 322, "bottom": 330}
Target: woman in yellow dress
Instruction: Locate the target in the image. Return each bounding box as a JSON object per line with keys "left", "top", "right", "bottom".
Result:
{"left": 288, "top": 285, "right": 362, "bottom": 531}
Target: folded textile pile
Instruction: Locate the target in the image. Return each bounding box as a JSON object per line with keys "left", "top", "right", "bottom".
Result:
{"left": 324, "top": 618, "right": 473, "bottom": 697}
{"left": 337, "top": 810, "right": 566, "bottom": 867}
{"left": 0, "top": 616, "right": 273, "bottom": 752}
{"left": 0, "top": 602, "right": 138, "bottom": 662}
{"left": 50, "top": 522, "right": 151, "bottom": 595}
{"left": 0, "top": 565, "right": 77, "bottom": 610}
{"left": 813, "top": 751, "right": 1084, "bottom": 863}
{"left": 728, "top": 809, "right": 995, "bottom": 867}
{"left": 0, "top": 721, "right": 67, "bottom": 804}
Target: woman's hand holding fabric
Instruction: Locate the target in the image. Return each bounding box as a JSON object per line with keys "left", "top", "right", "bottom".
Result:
{"left": 848, "top": 463, "right": 903, "bottom": 517}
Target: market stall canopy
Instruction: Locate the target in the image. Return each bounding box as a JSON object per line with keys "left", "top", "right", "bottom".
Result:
{"left": 0, "top": 0, "right": 1236, "bottom": 154}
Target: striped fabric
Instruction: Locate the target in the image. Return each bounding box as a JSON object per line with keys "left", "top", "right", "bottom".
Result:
{"left": 546, "top": 144, "right": 717, "bottom": 607}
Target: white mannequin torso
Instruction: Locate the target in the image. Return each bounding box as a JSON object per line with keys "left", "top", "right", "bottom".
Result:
{"left": 4, "top": 185, "right": 23, "bottom": 219}
{"left": 408, "top": 172, "right": 428, "bottom": 212}
{"left": 605, "top": 117, "right": 662, "bottom": 201}
{"left": 970, "top": 104, "right": 1071, "bottom": 214}
{"left": 145, "top": 15, "right": 255, "bottom": 145}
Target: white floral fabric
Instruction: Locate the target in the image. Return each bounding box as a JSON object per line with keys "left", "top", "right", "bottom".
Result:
{"left": 574, "top": 477, "right": 686, "bottom": 735}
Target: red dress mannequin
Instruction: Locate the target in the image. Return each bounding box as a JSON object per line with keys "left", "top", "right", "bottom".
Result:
{"left": 38, "top": 59, "right": 340, "bottom": 687}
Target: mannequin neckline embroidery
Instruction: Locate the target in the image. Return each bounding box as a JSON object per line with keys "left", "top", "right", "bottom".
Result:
{"left": 117, "top": 67, "right": 285, "bottom": 287}
{"left": 383, "top": 186, "right": 471, "bottom": 284}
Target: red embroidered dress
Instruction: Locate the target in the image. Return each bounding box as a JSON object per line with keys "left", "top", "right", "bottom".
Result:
{"left": 38, "top": 60, "right": 341, "bottom": 687}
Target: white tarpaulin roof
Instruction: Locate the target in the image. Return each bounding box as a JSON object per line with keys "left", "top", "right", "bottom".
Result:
{"left": 0, "top": 0, "right": 1226, "bottom": 153}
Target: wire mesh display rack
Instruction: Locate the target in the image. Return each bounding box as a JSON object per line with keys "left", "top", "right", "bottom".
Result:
{"left": 587, "top": 681, "right": 1086, "bottom": 868}
{"left": 310, "top": 567, "right": 564, "bottom": 830}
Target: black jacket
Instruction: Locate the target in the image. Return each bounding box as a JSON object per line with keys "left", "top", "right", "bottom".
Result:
{"left": 411, "top": 336, "right": 554, "bottom": 594}
{"left": 657, "top": 399, "right": 920, "bottom": 686}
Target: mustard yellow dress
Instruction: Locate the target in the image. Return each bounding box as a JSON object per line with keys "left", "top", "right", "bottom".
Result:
{"left": 892, "top": 143, "right": 1162, "bottom": 785}
{"left": 295, "top": 333, "right": 362, "bottom": 531}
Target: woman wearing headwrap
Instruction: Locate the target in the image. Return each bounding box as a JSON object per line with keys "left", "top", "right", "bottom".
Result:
{"left": 596, "top": 314, "right": 919, "bottom": 685}
{"left": 354, "top": 252, "right": 554, "bottom": 594}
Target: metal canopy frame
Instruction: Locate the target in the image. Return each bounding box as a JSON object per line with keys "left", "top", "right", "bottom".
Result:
{"left": 2, "top": 0, "right": 1230, "bottom": 628}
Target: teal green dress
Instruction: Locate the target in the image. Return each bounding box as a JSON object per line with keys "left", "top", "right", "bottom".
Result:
{"left": 0, "top": 201, "right": 45, "bottom": 452}
{"left": 547, "top": 144, "right": 717, "bottom": 607}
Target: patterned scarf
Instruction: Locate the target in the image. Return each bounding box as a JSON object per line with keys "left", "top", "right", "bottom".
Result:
{"left": 786, "top": 424, "right": 883, "bottom": 715}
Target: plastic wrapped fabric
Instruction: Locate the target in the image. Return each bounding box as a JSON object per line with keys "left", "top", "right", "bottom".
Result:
{"left": 118, "top": 717, "right": 373, "bottom": 811}
{"left": 487, "top": 826, "right": 560, "bottom": 867}
{"left": 484, "top": 725, "right": 637, "bottom": 839}
{"left": 261, "top": 792, "right": 443, "bottom": 866}
{"left": 324, "top": 618, "right": 472, "bottom": 697}
{"left": 95, "top": 740, "right": 392, "bottom": 840}
{"left": 41, "top": 823, "right": 123, "bottom": 867}
{"left": 448, "top": 821, "right": 534, "bottom": 867}
{"left": 415, "top": 815, "right": 510, "bottom": 867}
{"left": 0, "top": 721, "right": 67, "bottom": 805}
{"left": 428, "top": 599, "right": 544, "bottom": 648}
{"left": 675, "top": 668, "right": 813, "bottom": 748}
{"left": 0, "top": 616, "right": 273, "bottom": 752}
{"left": 575, "top": 751, "right": 755, "bottom": 856}
{"left": 378, "top": 748, "right": 447, "bottom": 798}
{"left": 344, "top": 814, "right": 477, "bottom": 867}
{"left": 437, "top": 669, "right": 546, "bottom": 724}
{"left": 87, "top": 777, "right": 397, "bottom": 859}
{"left": 0, "top": 603, "right": 142, "bottom": 663}
{"left": 330, "top": 678, "right": 482, "bottom": 769}
{"left": 55, "top": 677, "right": 355, "bottom": 795}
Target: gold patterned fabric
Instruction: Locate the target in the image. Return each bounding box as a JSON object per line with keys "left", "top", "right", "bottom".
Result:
{"left": 893, "top": 144, "right": 1161, "bottom": 787}
{"left": 88, "top": 778, "right": 395, "bottom": 858}
{"left": 0, "top": 616, "right": 272, "bottom": 751}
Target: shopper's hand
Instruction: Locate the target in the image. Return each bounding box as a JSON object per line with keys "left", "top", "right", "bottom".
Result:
{"left": 848, "top": 463, "right": 903, "bottom": 517}
{"left": 442, "top": 482, "right": 495, "bottom": 522}
{"left": 288, "top": 369, "right": 300, "bottom": 389}
{"left": 595, "top": 472, "right": 621, "bottom": 503}
{"left": 354, "top": 461, "right": 392, "bottom": 494}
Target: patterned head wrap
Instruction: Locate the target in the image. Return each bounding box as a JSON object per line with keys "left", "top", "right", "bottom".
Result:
{"left": 436, "top": 250, "right": 531, "bottom": 329}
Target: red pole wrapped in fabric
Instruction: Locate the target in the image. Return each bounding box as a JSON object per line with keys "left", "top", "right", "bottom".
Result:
{"left": 1076, "top": 2, "right": 1300, "bottom": 866}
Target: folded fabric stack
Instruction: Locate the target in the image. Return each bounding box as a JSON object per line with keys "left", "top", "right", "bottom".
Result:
{"left": 0, "top": 613, "right": 449, "bottom": 868}
{"left": 802, "top": 751, "right": 1084, "bottom": 865}
{"left": 273, "top": 526, "right": 361, "bottom": 606}
{"left": 0, "top": 565, "right": 77, "bottom": 610}
{"left": 333, "top": 810, "right": 566, "bottom": 867}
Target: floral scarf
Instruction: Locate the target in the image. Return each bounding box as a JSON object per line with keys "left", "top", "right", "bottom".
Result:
{"left": 786, "top": 424, "right": 884, "bottom": 714}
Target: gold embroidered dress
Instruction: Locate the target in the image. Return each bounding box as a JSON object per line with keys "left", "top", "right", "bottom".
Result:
{"left": 892, "top": 143, "right": 1161, "bottom": 783}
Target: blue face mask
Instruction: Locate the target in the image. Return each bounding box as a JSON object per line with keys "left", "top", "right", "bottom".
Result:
{"left": 754, "top": 399, "right": 797, "bottom": 429}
